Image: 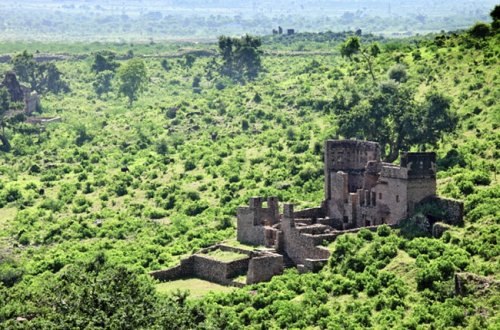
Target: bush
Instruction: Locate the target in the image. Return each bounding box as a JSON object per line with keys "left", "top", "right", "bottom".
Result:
{"left": 388, "top": 64, "right": 408, "bottom": 82}
{"left": 184, "top": 201, "right": 208, "bottom": 216}
{"left": 3, "top": 187, "right": 22, "bottom": 203}
{"left": 40, "top": 198, "right": 63, "bottom": 212}
{"left": 377, "top": 225, "right": 392, "bottom": 237}
{"left": 358, "top": 229, "right": 373, "bottom": 241}
{"left": 145, "top": 207, "right": 167, "bottom": 219}
{"left": 184, "top": 160, "right": 196, "bottom": 171}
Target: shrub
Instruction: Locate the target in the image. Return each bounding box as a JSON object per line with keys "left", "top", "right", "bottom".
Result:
{"left": 388, "top": 64, "right": 408, "bottom": 82}
{"left": 40, "top": 198, "right": 64, "bottom": 212}
{"left": 184, "top": 201, "right": 208, "bottom": 216}
{"left": 358, "top": 229, "right": 374, "bottom": 241}
{"left": 114, "top": 182, "right": 128, "bottom": 196}
{"left": 3, "top": 186, "right": 22, "bottom": 203}
{"left": 145, "top": 207, "right": 167, "bottom": 219}
{"left": 184, "top": 160, "right": 196, "bottom": 171}
{"left": 377, "top": 225, "right": 392, "bottom": 237}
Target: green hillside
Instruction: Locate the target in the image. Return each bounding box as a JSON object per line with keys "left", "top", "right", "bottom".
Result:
{"left": 0, "top": 18, "right": 498, "bottom": 328}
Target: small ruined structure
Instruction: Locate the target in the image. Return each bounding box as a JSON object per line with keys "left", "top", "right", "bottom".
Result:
{"left": 152, "top": 139, "right": 463, "bottom": 285}
{"left": 272, "top": 27, "right": 295, "bottom": 36}
{"left": 150, "top": 244, "right": 283, "bottom": 287}
{"left": 0, "top": 72, "right": 40, "bottom": 115}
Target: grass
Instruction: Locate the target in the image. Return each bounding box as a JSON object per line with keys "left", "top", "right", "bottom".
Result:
{"left": 156, "top": 278, "right": 235, "bottom": 298}
{"left": 232, "top": 275, "right": 247, "bottom": 284}
{"left": 0, "top": 207, "right": 16, "bottom": 231}
{"left": 204, "top": 249, "right": 248, "bottom": 262}
{"left": 383, "top": 249, "right": 417, "bottom": 287}
{"left": 222, "top": 238, "right": 264, "bottom": 251}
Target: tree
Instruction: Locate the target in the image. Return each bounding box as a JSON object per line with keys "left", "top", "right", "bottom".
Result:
{"left": 11, "top": 51, "right": 69, "bottom": 94}
{"left": 0, "top": 88, "right": 10, "bottom": 152}
{"left": 340, "top": 37, "right": 380, "bottom": 82}
{"left": 469, "top": 23, "right": 491, "bottom": 39}
{"left": 419, "top": 92, "right": 457, "bottom": 148}
{"left": 11, "top": 51, "right": 37, "bottom": 90}
{"left": 161, "top": 59, "right": 170, "bottom": 71}
{"left": 218, "top": 35, "right": 263, "bottom": 82}
{"left": 491, "top": 5, "right": 500, "bottom": 21}
{"left": 333, "top": 81, "right": 457, "bottom": 162}
{"left": 91, "top": 52, "right": 119, "bottom": 73}
{"left": 117, "top": 59, "right": 148, "bottom": 106}
{"left": 184, "top": 54, "right": 196, "bottom": 68}
{"left": 492, "top": 5, "right": 500, "bottom": 30}
{"left": 42, "top": 63, "right": 70, "bottom": 94}
{"left": 93, "top": 70, "right": 114, "bottom": 98}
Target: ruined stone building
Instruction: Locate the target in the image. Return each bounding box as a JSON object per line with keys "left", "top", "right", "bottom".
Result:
{"left": 152, "top": 140, "right": 463, "bottom": 285}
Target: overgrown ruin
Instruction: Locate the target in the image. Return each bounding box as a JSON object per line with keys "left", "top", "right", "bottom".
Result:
{"left": 151, "top": 139, "right": 464, "bottom": 285}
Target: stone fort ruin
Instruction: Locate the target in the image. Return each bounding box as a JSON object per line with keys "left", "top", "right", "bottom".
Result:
{"left": 151, "top": 140, "right": 463, "bottom": 286}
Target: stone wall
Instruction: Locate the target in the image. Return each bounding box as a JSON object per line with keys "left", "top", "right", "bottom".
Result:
{"left": 419, "top": 196, "right": 464, "bottom": 225}
{"left": 406, "top": 179, "right": 437, "bottom": 214}
{"left": 237, "top": 207, "right": 266, "bottom": 246}
{"left": 435, "top": 197, "right": 464, "bottom": 225}
{"left": 150, "top": 250, "right": 250, "bottom": 285}
{"left": 293, "top": 206, "right": 325, "bottom": 219}
{"left": 150, "top": 258, "right": 194, "bottom": 282}
{"left": 247, "top": 253, "right": 284, "bottom": 284}
{"left": 237, "top": 196, "right": 280, "bottom": 246}
{"left": 24, "top": 91, "right": 40, "bottom": 115}
{"left": 281, "top": 209, "right": 332, "bottom": 266}
{"left": 374, "top": 168, "right": 408, "bottom": 225}
{"left": 324, "top": 140, "right": 381, "bottom": 197}
{"left": 191, "top": 255, "right": 249, "bottom": 285}
{"left": 455, "top": 272, "right": 500, "bottom": 296}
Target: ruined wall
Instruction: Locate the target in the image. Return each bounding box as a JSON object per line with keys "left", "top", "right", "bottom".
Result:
{"left": 418, "top": 196, "right": 464, "bottom": 225}
{"left": 324, "top": 140, "right": 381, "bottom": 198}
{"left": 326, "top": 171, "right": 348, "bottom": 220}
{"left": 407, "top": 179, "right": 437, "bottom": 214}
{"left": 363, "top": 160, "right": 382, "bottom": 190}
{"left": 247, "top": 254, "right": 284, "bottom": 284}
{"left": 433, "top": 197, "right": 464, "bottom": 225}
{"left": 192, "top": 255, "right": 249, "bottom": 285}
{"left": 293, "top": 206, "right": 326, "bottom": 219}
{"left": 281, "top": 205, "right": 331, "bottom": 265}
{"left": 401, "top": 152, "right": 437, "bottom": 213}
{"left": 455, "top": 272, "right": 500, "bottom": 296}
{"left": 372, "top": 165, "right": 409, "bottom": 225}
{"left": 151, "top": 251, "right": 250, "bottom": 285}
{"left": 237, "top": 197, "right": 279, "bottom": 246}
{"left": 149, "top": 258, "right": 194, "bottom": 282}
{"left": 237, "top": 207, "right": 266, "bottom": 246}
{"left": 24, "top": 91, "right": 40, "bottom": 115}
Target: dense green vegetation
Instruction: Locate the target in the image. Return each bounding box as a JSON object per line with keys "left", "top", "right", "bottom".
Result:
{"left": 0, "top": 12, "right": 499, "bottom": 328}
